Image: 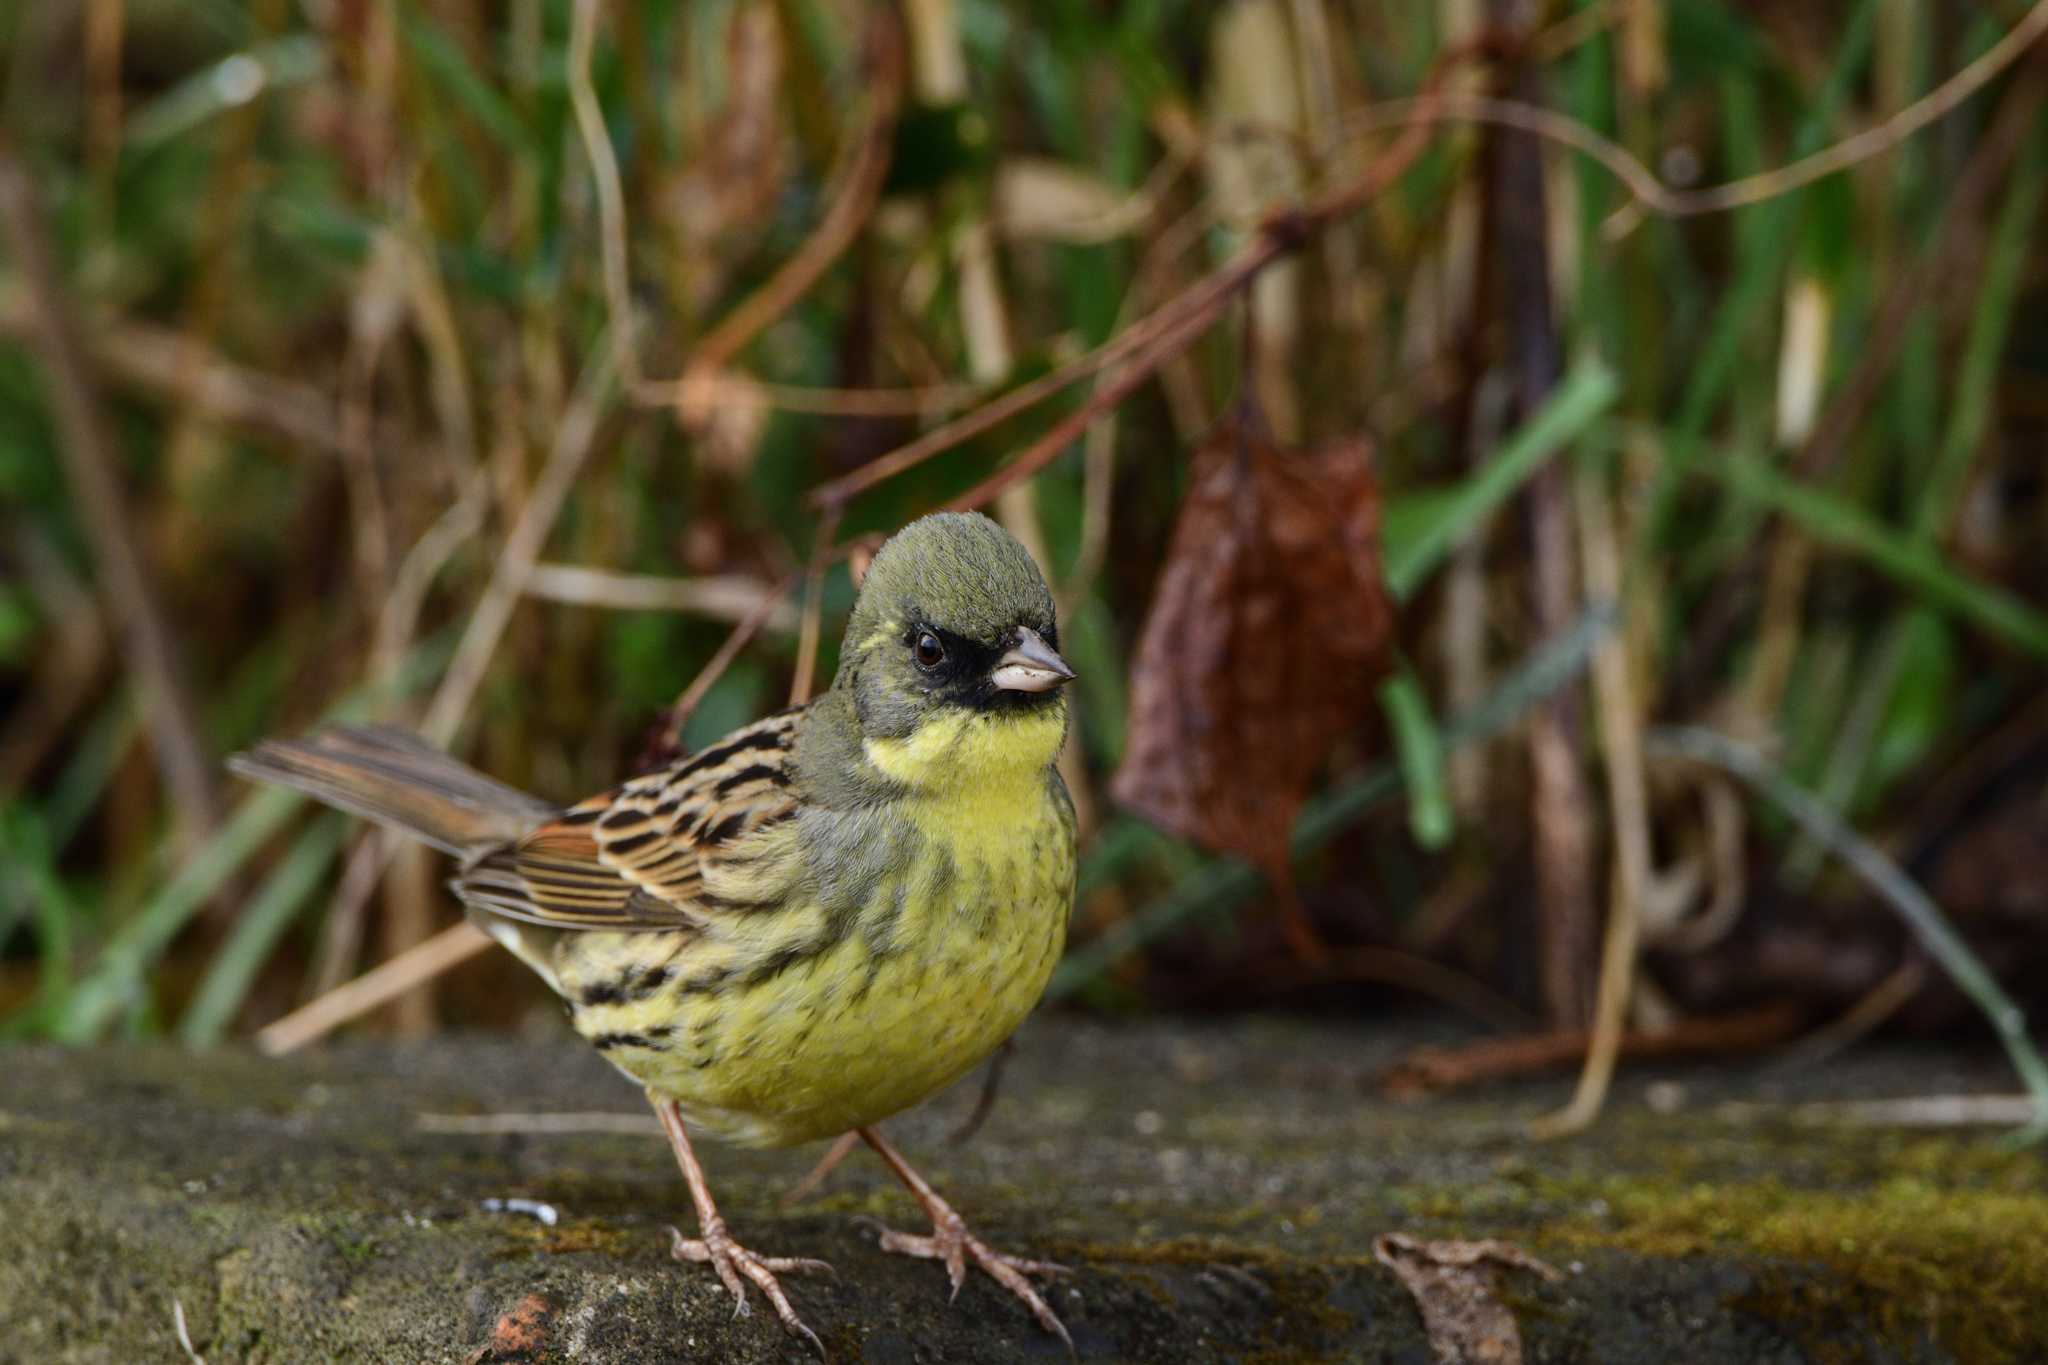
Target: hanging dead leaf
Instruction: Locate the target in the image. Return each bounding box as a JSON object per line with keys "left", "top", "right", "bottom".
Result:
{"left": 1374, "top": 1234, "right": 1561, "bottom": 1365}
{"left": 1110, "top": 415, "right": 1394, "bottom": 953}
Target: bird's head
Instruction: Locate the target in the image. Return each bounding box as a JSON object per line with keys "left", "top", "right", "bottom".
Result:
{"left": 832, "top": 512, "right": 1075, "bottom": 789}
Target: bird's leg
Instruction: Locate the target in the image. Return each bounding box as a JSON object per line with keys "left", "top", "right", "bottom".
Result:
{"left": 780, "top": 1130, "right": 861, "bottom": 1209}
{"left": 651, "top": 1094, "right": 832, "bottom": 1355}
{"left": 856, "top": 1126, "right": 1073, "bottom": 1350}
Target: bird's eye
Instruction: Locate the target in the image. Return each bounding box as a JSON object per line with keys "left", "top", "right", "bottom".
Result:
{"left": 913, "top": 631, "right": 946, "bottom": 669}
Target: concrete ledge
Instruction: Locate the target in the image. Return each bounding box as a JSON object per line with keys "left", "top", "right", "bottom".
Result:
{"left": 3, "top": 1017, "right": 2042, "bottom": 1362}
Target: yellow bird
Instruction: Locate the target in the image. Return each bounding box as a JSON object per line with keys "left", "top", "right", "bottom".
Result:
{"left": 231, "top": 512, "right": 1079, "bottom": 1352}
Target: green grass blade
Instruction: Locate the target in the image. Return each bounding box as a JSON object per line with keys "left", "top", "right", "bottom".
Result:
{"left": 1379, "top": 663, "right": 1452, "bottom": 850}
{"left": 1707, "top": 450, "right": 2048, "bottom": 656}
{"left": 1645, "top": 0, "right": 1878, "bottom": 539}
{"left": 0, "top": 805, "right": 80, "bottom": 1023}
{"left": 397, "top": 5, "right": 533, "bottom": 155}
{"left": 43, "top": 635, "right": 455, "bottom": 1042}
{"left": 1648, "top": 725, "right": 2048, "bottom": 1140}
{"left": 1916, "top": 125, "right": 2044, "bottom": 541}
{"left": 125, "top": 36, "right": 330, "bottom": 150}
{"left": 44, "top": 690, "right": 140, "bottom": 850}
{"left": 1383, "top": 360, "right": 1619, "bottom": 600}
{"left": 177, "top": 813, "right": 345, "bottom": 1047}
{"left": 50, "top": 785, "right": 305, "bottom": 1042}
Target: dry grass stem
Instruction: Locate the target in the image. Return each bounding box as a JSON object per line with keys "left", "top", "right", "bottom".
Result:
{"left": 0, "top": 524, "right": 111, "bottom": 792}
{"left": 0, "top": 140, "right": 222, "bottom": 853}
{"left": 256, "top": 921, "right": 495, "bottom": 1055}
{"left": 524, "top": 564, "right": 798, "bottom": 629}
{"left": 814, "top": 56, "right": 1448, "bottom": 511}
{"left": 1774, "top": 958, "right": 1930, "bottom": 1072}
{"left": 568, "top": 0, "right": 642, "bottom": 388}
{"left": 787, "top": 512, "right": 841, "bottom": 707}
{"left": 420, "top": 346, "right": 616, "bottom": 749}
{"left": 660, "top": 572, "right": 801, "bottom": 752}
{"left": 0, "top": 295, "right": 349, "bottom": 454}
{"left": 1529, "top": 471, "right": 1653, "bottom": 1139}
{"left": 1318, "top": 0, "right": 2048, "bottom": 240}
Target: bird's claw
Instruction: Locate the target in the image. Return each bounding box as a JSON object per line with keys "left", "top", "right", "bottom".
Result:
{"left": 668, "top": 1220, "right": 832, "bottom": 1357}
{"left": 870, "top": 1206, "right": 1073, "bottom": 1350}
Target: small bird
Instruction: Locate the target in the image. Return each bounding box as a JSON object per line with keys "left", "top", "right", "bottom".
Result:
{"left": 231, "top": 512, "right": 1080, "bottom": 1352}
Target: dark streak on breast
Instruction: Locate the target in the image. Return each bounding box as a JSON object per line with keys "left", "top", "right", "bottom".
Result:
{"left": 590, "top": 1029, "right": 671, "bottom": 1051}
{"left": 578, "top": 963, "right": 675, "bottom": 1008}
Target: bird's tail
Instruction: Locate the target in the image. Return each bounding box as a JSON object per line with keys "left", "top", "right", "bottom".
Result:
{"left": 228, "top": 726, "right": 558, "bottom": 858}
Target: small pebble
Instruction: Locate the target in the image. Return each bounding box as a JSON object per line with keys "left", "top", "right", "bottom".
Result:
{"left": 1645, "top": 1080, "right": 1687, "bottom": 1115}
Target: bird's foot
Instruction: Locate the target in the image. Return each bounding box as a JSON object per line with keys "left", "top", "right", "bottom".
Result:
{"left": 669, "top": 1216, "right": 833, "bottom": 1356}
{"left": 870, "top": 1201, "right": 1072, "bottom": 1350}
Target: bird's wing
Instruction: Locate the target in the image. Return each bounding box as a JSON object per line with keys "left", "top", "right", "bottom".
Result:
{"left": 455, "top": 706, "right": 806, "bottom": 930}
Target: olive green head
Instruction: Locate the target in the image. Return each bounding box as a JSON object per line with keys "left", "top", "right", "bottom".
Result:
{"left": 833, "top": 512, "right": 1074, "bottom": 741}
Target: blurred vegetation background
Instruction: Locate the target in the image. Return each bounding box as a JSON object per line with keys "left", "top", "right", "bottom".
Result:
{"left": 3, "top": 0, "right": 2046, "bottom": 1119}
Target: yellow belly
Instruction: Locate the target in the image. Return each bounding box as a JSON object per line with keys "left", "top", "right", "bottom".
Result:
{"left": 556, "top": 787, "right": 1073, "bottom": 1147}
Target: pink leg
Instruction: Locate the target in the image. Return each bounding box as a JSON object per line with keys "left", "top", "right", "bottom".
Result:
{"left": 858, "top": 1126, "right": 1072, "bottom": 1350}
{"left": 651, "top": 1093, "right": 832, "bottom": 1355}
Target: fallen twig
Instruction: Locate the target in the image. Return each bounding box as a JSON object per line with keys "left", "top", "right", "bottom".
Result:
{"left": 418, "top": 1112, "right": 659, "bottom": 1136}
{"left": 1215, "top": 948, "right": 1534, "bottom": 1035}
{"left": 1717, "top": 1094, "right": 2045, "bottom": 1129}
{"left": 1379, "top": 1004, "right": 1802, "bottom": 1099}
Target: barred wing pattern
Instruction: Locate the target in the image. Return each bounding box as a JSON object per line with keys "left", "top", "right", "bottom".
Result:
{"left": 455, "top": 707, "right": 805, "bottom": 930}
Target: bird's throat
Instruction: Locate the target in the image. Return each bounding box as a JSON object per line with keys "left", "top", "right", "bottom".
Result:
{"left": 862, "top": 704, "right": 1065, "bottom": 800}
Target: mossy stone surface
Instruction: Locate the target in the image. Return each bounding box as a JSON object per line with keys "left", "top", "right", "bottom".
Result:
{"left": 2, "top": 1016, "right": 2043, "bottom": 1362}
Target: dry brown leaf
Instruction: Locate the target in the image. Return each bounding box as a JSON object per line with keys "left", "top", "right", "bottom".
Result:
{"left": 1110, "top": 416, "right": 1394, "bottom": 951}
{"left": 1374, "top": 1234, "right": 1562, "bottom": 1365}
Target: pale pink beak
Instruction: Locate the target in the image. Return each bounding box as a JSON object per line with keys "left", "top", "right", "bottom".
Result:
{"left": 990, "top": 626, "right": 1075, "bottom": 693}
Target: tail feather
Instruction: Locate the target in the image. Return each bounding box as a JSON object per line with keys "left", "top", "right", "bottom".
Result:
{"left": 228, "top": 726, "right": 557, "bottom": 858}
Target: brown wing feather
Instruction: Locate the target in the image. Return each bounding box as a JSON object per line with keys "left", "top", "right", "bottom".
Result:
{"left": 452, "top": 707, "right": 805, "bottom": 931}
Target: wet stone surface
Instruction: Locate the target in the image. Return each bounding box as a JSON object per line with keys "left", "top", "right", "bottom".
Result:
{"left": 2, "top": 1015, "right": 2045, "bottom": 1363}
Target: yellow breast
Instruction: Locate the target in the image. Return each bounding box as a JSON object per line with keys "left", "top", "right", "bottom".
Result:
{"left": 562, "top": 704, "right": 1075, "bottom": 1147}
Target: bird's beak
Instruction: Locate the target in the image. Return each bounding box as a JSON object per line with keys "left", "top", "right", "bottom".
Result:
{"left": 991, "top": 626, "right": 1076, "bottom": 693}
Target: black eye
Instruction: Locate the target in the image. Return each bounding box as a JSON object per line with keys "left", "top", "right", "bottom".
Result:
{"left": 913, "top": 631, "right": 945, "bottom": 669}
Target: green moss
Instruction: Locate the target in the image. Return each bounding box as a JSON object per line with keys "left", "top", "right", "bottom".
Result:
{"left": 1538, "top": 1171, "right": 2048, "bottom": 1358}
